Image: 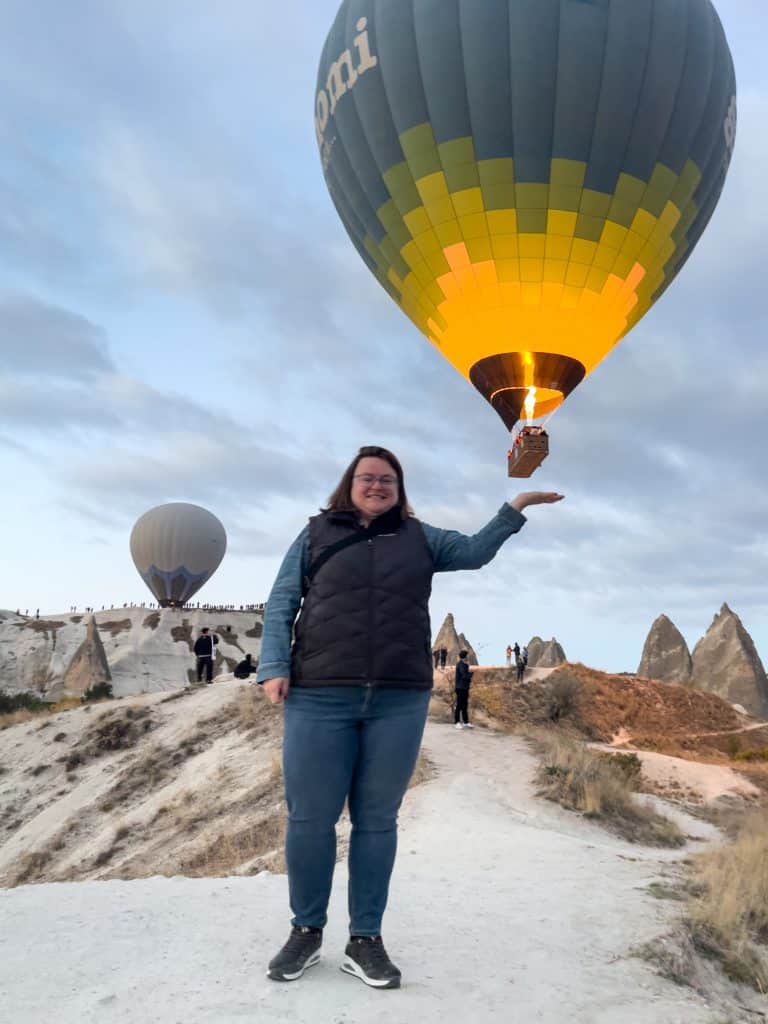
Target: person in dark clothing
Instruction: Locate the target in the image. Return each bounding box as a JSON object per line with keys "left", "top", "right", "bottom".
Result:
{"left": 513, "top": 641, "right": 520, "bottom": 661}
{"left": 234, "top": 653, "right": 257, "bottom": 679}
{"left": 193, "top": 627, "right": 218, "bottom": 683}
{"left": 433, "top": 648, "right": 440, "bottom": 669}
{"left": 516, "top": 653, "right": 525, "bottom": 683}
{"left": 257, "top": 444, "right": 563, "bottom": 988}
{"left": 439, "top": 646, "right": 447, "bottom": 669}
{"left": 453, "top": 650, "right": 473, "bottom": 729}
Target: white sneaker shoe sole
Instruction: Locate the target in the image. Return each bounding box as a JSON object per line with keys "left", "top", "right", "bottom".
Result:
{"left": 267, "top": 949, "right": 321, "bottom": 981}
{"left": 340, "top": 955, "right": 401, "bottom": 989}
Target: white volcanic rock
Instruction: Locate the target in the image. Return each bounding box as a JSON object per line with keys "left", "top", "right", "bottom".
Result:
{"left": 0, "top": 608, "right": 263, "bottom": 699}
{"left": 526, "top": 636, "right": 546, "bottom": 667}
{"left": 691, "top": 604, "right": 768, "bottom": 719}
{"left": 637, "top": 614, "right": 692, "bottom": 683}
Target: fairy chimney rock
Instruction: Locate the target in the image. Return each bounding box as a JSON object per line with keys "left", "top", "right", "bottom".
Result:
{"left": 691, "top": 604, "right": 768, "bottom": 719}
{"left": 457, "top": 632, "right": 478, "bottom": 666}
{"left": 637, "top": 614, "right": 692, "bottom": 683}
{"left": 59, "top": 615, "right": 112, "bottom": 698}
{"left": 526, "top": 636, "right": 546, "bottom": 667}
{"left": 537, "top": 638, "right": 567, "bottom": 668}
{"left": 433, "top": 613, "right": 474, "bottom": 666}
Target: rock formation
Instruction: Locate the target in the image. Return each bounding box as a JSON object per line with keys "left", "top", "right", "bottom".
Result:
{"left": 0, "top": 608, "right": 264, "bottom": 700}
{"left": 457, "top": 633, "right": 478, "bottom": 666}
{"left": 526, "top": 636, "right": 566, "bottom": 668}
{"left": 637, "top": 614, "right": 692, "bottom": 683}
{"left": 691, "top": 604, "right": 768, "bottom": 719}
{"left": 433, "top": 613, "right": 477, "bottom": 667}
{"left": 56, "top": 616, "right": 112, "bottom": 699}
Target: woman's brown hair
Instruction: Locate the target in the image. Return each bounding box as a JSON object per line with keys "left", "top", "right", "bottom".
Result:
{"left": 324, "top": 446, "right": 414, "bottom": 519}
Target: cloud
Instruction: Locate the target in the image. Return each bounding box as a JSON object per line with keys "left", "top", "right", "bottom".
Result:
{"left": 0, "top": 293, "right": 113, "bottom": 378}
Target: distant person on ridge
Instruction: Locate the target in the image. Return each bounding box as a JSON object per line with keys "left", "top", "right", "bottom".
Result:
{"left": 433, "top": 648, "right": 440, "bottom": 670}
{"left": 439, "top": 646, "right": 448, "bottom": 669}
{"left": 193, "top": 627, "right": 218, "bottom": 684}
{"left": 516, "top": 650, "right": 525, "bottom": 684}
{"left": 454, "top": 650, "right": 473, "bottom": 730}
{"left": 234, "top": 653, "right": 257, "bottom": 679}
{"left": 257, "top": 443, "right": 563, "bottom": 989}
{"left": 505, "top": 644, "right": 512, "bottom": 667}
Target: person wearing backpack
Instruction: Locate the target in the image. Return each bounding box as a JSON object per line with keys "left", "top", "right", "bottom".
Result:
{"left": 257, "top": 445, "right": 563, "bottom": 989}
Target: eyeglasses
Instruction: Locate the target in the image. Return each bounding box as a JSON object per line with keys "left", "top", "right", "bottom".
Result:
{"left": 353, "top": 473, "right": 398, "bottom": 487}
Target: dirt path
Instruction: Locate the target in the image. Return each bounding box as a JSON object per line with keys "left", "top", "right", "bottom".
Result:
{"left": 1, "top": 720, "right": 730, "bottom": 1024}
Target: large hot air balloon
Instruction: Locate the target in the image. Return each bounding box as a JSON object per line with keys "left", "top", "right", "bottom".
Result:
{"left": 315, "top": 0, "right": 736, "bottom": 467}
{"left": 129, "top": 503, "right": 227, "bottom": 607}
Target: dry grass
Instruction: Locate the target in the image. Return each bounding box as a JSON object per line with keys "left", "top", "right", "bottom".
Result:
{"left": 0, "top": 696, "right": 84, "bottom": 730}
{"left": 685, "top": 809, "right": 768, "bottom": 992}
{"left": 529, "top": 729, "right": 685, "bottom": 847}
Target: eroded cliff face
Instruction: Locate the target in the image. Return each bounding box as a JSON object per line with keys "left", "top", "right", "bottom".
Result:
{"left": 691, "top": 604, "right": 768, "bottom": 719}
{"left": 637, "top": 614, "right": 692, "bottom": 683}
{"left": 0, "top": 608, "right": 263, "bottom": 699}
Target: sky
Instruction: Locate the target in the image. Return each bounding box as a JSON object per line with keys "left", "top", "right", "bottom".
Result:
{"left": 1, "top": 1, "right": 766, "bottom": 673}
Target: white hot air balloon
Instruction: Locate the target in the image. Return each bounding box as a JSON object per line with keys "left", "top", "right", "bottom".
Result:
{"left": 129, "top": 503, "right": 227, "bottom": 607}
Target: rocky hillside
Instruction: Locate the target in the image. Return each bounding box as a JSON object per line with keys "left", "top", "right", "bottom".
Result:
{"left": 432, "top": 612, "right": 478, "bottom": 665}
{"left": 0, "top": 681, "right": 283, "bottom": 886}
{"left": 0, "top": 609, "right": 263, "bottom": 699}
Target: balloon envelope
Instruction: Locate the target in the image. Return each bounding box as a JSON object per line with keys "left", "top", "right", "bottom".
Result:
{"left": 129, "top": 503, "right": 227, "bottom": 607}
{"left": 316, "top": 0, "right": 736, "bottom": 428}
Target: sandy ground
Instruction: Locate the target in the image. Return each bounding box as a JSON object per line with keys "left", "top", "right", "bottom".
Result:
{"left": 1, "top": 721, "right": 735, "bottom": 1024}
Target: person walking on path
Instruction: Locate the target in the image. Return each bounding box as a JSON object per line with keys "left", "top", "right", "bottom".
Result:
{"left": 257, "top": 444, "right": 563, "bottom": 989}
{"left": 505, "top": 644, "right": 512, "bottom": 667}
{"left": 193, "top": 627, "right": 218, "bottom": 684}
{"left": 454, "top": 650, "right": 473, "bottom": 729}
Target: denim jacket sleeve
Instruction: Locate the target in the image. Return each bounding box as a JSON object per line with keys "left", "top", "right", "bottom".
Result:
{"left": 421, "top": 503, "right": 527, "bottom": 572}
{"left": 255, "top": 526, "right": 310, "bottom": 683}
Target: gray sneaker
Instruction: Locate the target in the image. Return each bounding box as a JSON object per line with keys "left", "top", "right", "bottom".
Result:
{"left": 267, "top": 926, "right": 322, "bottom": 982}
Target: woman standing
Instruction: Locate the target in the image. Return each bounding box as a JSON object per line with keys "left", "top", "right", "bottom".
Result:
{"left": 257, "top": 445, "right": 562, "bottom": 989}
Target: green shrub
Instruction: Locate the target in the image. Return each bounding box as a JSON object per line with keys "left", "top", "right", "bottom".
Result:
{"left": 0, "top": 690, "right": 47, "bottom": 715}
{"left": 82, "top": 682, "right": 114, "bottom": 702}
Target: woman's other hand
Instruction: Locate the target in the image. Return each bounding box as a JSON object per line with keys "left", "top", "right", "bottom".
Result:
{"left": 509, "top": 492, "right": 564, "bottom": 512}
{"left": 262, "top": 677, "right": 290, "bottom": 704}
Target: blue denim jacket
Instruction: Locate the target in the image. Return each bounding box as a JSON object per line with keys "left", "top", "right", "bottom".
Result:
{"left": 255, "top": 503, "right": 526, "bottom": 683}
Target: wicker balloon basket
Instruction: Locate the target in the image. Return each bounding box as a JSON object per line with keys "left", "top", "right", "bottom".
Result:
{"left": 508, "top": 426, "right": 549, "bottom": 478}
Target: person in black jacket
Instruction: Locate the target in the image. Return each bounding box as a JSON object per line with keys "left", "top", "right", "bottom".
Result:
{"left": 257, "top": 445, "right": 563, "bottom": 989}
{"left": 193, "top": 627, "right": 218, "bottom": 683}
{"left": 454, "top": 650, "right": 473, "bottom": 730}
{"left": 234, "top": 653, "right": 257, "bottom": 679}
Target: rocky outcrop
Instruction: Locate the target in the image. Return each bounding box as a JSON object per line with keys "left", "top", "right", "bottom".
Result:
{"left": 539, "top": 638, "right": 567, "bottom": 668}
{"left": 55, "top": 616, "right": 112, "bottom": 699}
{"left": 526, "top": 636, "right": 566, "bottom": 668}
{"left": 0, "top": 608, "right": 264, "bottom": 700}
{"left": 457, "top": 633, "right": 478, "bottom": 666}
{"left": 433, "top": 613, "right": 477, "bottom": 667}
{"left": 637, "top": 614, "right": 692, "bottom": 683}
{"left": 691, "top": 604, "right": 768, "bottom": 719}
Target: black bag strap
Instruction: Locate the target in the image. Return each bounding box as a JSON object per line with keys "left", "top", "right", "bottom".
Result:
{"left": 302, "top": 531, "right": 370, "bottom": 596}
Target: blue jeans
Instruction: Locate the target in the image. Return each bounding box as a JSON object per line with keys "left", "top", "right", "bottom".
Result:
{"left": 282, "top": 685, "right": 431, "bottom": 936}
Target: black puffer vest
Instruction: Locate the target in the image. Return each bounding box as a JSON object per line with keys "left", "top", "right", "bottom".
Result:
{"left": 290, "top": 506, "right": 435, "bottom": 689}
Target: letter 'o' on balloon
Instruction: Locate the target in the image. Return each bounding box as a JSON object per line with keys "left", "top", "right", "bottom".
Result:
{"left": 129, "top": 503, "right": 227, "bottom": 607}
{"left": 316, "top": 0, "right": 736, "bottom": 429}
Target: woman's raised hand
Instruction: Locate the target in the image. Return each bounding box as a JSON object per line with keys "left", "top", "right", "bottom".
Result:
{"left": 509, "top": 492, "right": 565, "bottom": 512}
{"left": 262, "top": 677, "right": 290, "bottom": 704}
